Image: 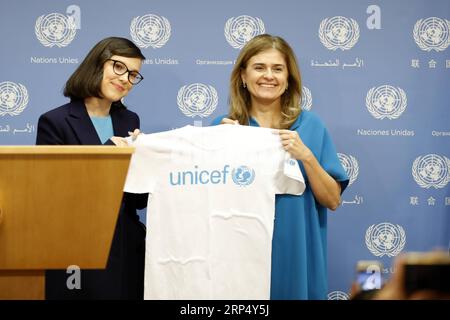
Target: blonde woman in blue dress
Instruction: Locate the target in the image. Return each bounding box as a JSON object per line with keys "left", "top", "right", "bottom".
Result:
{"left": 212, "top": 34, "right": 349, "bottom": 299}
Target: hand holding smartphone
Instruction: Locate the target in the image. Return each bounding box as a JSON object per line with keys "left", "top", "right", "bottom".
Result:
{"left": 372, "top": 251, "right": 450, "bottom": 300}
{"left": 403, "top": 251, "right": 450, "bottom": 294}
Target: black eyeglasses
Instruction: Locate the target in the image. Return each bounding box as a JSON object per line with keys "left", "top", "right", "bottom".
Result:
{"left": 106, "top": 59, "right": 144, "bottom": 85}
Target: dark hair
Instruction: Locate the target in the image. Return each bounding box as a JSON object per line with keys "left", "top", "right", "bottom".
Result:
{"left": 64, "top": 37, "right": 145, "bottom": 100}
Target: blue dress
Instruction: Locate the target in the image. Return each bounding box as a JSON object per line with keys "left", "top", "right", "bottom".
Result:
{"left": 212, "top": 110, "right": 349, "bottom": 299}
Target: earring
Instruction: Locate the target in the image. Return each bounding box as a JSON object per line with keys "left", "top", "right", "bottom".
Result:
{"left": 285, "top": 84, "right": 288, "bottom": 91}
{"left": 243, "top": 82, "right": 247, "bottom": 88}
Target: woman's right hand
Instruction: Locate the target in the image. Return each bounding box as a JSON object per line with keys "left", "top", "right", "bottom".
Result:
{"left": 220, "top": 118, "right": 239, "bottom": 125}
{"left": 128, "top": 128, "right": 141, "bottom": 141}
{"left": 110, "top": 136, "right": 129, "bottom": 146}
{"left": 110, "top": 129, "right": 142, "bottom": 146}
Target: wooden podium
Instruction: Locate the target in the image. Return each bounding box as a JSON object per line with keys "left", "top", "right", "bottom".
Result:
{"left": 0, "top": 146, "right": 134, "bottom": 299}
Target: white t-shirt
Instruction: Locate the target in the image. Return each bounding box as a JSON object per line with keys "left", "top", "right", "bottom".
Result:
{"left": 124, "top": 124, "right": 305, "bottom": 299}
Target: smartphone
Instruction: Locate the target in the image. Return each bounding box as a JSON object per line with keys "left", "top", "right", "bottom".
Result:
{"left": 355, "top": 260, "right": 384, "bottom": 291}
{"left": 403, "top": 251, "right": 450, "bottom": 294}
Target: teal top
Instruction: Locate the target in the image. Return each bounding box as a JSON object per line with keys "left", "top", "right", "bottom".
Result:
{"left": 90, "top": 115, "right": 114, "bottom": 144}
{"left": 212, "top": 110, "right": 349, "bottom": 299}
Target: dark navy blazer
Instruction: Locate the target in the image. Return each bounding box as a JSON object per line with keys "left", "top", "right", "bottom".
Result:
{"left": 36, "top": 99, "right": 147, "bottom": 299}
{"left": 36, "top": 99, "right": 140, "bottom": 145}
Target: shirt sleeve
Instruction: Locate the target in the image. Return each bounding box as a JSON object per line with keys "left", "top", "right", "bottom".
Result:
{"left": 123, "top": 134, "right": 162, "bottom": 194}
{"left": 255, "top": 127, "right": 305, "bottom": 195}
{"left": 36, "top": 113, "right": 64, "bottom": 145}
{"left": 273, "top": 152, "right": 306, "bottom": 195}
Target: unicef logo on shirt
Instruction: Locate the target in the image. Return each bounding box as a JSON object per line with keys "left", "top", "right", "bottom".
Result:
{"left": 413, "top": 17, "right": 449, "bottom": 52}
{"left": 169, "top": 165, "right": 255, "bottom": 187}
{"left": 130, "top": 14, "right": 171, "bottom": 49}
{"left": 224, "top": 15, "right": 265, "bottom": 49}
{"left": 366, "top": 85, "right": 407, "bottom": 120}
{"left": 300, "top": 86, "right": 312, "bottom": 111}
{"left": 0, "top": 81, "right": 29, "bottom": 116}
{"left": 177, "top": 83, "right": 218, "bottom": 118}
{"left": 337, "top": 153, "right": 359, "bottom": 186}
{"left": 319, "top": 16, "right": 360, "bottom": 51}
{"left": 365, "top": 222, "right": 406, "bottom": 257}
{"left": 412, "top": 154, "right": 450, "bottom": 189}
{"left": 231, "top": 166, "right": 255, "bottom": 187}
{"left": 35, "top": 12, "right": 77, "bottom": 47}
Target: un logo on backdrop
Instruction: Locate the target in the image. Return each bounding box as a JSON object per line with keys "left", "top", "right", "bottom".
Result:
{"left": 177, "top": 83, "right": 218, "bottom": 118}
{"left": 365, "top": 223, "right": 406, "bottom": 257}
{"left": 337, "top": 153, "right": 359, "bottom": 186}
{"left": 130, "top": 14, "right": 171, "bottom": 48}
{"left": 412, "top": 154, "right": 450, "bottom": 189}
{"left": 319, "top": 16, "right": 360, "bottom": 51}
{"left": 413, "top": 17, "right": 450, "bottom": 52}
{"left": 231, "top": 166, "right": 255, "bottom": 187}
{"left": 0, "top": 81, "right": 29, "bottom": 116}
{"left": 300, "top": 86, "right": 312, "bottom": 111}
{"left": 366, "top": 85, "right": 407, "bottom": 120}
{"left": 224, "top": 15, "right": 265, "bottom": 49}
{"left": 35, "top": 13, "right": 77, "bottom": 47}
{"left": 327, "top": 291, "right": 349, "bottom": 300}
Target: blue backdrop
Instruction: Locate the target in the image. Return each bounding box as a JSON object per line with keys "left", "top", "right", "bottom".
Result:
{"left": 1, "top": 0, "right": 449, "bottom": 299}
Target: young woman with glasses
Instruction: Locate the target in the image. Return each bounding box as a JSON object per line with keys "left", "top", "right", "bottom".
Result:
{"left": 36, "top": 37, "right": 148, "bottom": 299}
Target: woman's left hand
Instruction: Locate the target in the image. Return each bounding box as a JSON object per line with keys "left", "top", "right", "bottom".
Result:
{"left": 279, "top": 129, "right": 342, "bottom": 210}
{"left": 278, "top": 129, "right": 312, "bottom": 161}
{"left": 110, "top": 129, "right": 141, "bottom": 146}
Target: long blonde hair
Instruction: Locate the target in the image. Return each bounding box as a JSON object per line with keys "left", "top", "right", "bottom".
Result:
{"left": 228, "top": 34, "right": 302, "bottom": 129}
